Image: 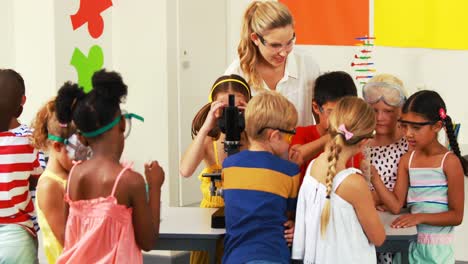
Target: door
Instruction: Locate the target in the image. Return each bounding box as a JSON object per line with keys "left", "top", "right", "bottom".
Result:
{"left": 177, "top": 0, "right": 227, "bottom": 206}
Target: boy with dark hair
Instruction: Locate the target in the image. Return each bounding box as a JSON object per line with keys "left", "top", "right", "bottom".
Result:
{"left": 0, "top": 69, "right": 43, "bottom": 263}
{"left": 291, "top": 71, "right": 359, "bottom": 183}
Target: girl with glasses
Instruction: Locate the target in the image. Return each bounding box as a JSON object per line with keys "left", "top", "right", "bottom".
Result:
{"left": 31, "top": 97, "right": 84, "bottom": 264}
{"left": 55, "top": 70, "right": 165, "bottom": 264}
{"left": 225, "top": 0, "right": 320, "bottom": 126}
{"left": 361, "top": 74, "right": 409, "bottom": 263}
{"left": 371, "top": 90, "right": 466, "bottom": 264}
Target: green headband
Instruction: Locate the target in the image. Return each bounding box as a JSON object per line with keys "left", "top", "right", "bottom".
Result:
{"left": 80, "top": 113, "right": 144, "bottom": 138}
{"left": 47, "top": 134, "right": 68, "bottom": 144}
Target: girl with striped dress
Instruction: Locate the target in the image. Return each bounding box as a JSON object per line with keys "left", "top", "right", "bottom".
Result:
{"left": 371, "top": 90, "right": 467, "bottom": 263}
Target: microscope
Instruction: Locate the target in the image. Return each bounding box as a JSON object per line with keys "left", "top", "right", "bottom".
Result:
{"left": 202, "top": 94, "right": 245, "bottom": 228}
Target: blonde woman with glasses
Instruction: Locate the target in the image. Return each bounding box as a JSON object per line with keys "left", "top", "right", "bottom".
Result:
{"left": 225, "top": 0, "right": 319, "bottom": 126}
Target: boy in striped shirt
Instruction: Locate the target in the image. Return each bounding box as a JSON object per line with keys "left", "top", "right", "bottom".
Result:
{"left": 0, "top": 69, "right": 43, "bottom": 263}
{"left": 222, "top": 91, "right": 300, "bottom": 264}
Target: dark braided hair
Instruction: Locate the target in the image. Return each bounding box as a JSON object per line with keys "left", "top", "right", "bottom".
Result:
{"left": 55, "top": 69, "right": 127, "bottom": 136}
{"left": 402, "top": 90, "right": 468, "bottom": 176}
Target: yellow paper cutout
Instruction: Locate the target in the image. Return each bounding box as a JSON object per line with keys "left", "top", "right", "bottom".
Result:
{"left": 375, "top": 0, "right": 468, "bottom": 50}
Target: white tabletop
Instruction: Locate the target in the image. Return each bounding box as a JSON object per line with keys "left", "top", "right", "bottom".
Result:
{"left": 160, "top": 207, "right": 417, "bottom": 240}
{"left": 378, "top": 211, "right": 417, "bottom": 239}
{"left": 160, "top": 207, "right": 225, "bottom": 238}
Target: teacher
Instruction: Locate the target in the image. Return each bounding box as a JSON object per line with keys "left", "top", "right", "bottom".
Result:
{"left": 225, "top": 0, "right": 319, "bottom": 126}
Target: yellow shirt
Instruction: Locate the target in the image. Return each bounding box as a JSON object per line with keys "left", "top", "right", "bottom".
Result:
{"left": 36, "top": 170, "right": 66, "bottom": 264}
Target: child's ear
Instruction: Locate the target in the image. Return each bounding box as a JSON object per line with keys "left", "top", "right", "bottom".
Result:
{"left": 52, "top": 141, "right": 63, "bottom": 152}
{"left": 77, "top": 134, "right": 89, "bottom": 146}
{"left": 312, "top": 101, "right": 321, "bottom": 115}
{"left": 119, "top": 116, "right": 126, "bottom": 133}
{"left": 268, "top": 129, "right": 281, "bottom": 142}
{"left": 21, "top": 95, "right": 26, "bottom": 106}
{"left": 433, "top": 120, "right": 443, "bottom": 132}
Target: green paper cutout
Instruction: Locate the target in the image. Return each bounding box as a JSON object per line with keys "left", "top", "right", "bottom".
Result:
{"left": 70, "top": 45, "right": 104, "bottom": 93}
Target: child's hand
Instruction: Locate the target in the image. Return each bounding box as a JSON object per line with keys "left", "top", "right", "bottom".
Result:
{"left": 201, "top": 101, "right": 227, "bottom": 132}
{"left": 283, "top": 220, "right": 295, "bottom": 246}
{"left": 237, "top": 99, "right": 248, "bottom": 111}
{"left": 391, "top": 213, "right": 422, "bottom": 228}
{"left": 144, "top": 161, "right": 165, "bottom": 189}
{"left": 288, "top": 145, "right": 303, "bottom": 166}
{"left": 376, "top": 205, "right": 388, "bottom": 212}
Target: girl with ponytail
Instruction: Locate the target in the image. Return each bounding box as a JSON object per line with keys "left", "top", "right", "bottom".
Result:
{"left": 371, "top": 90, "right": 465, "bottom": 263}
{"left": 31, "top": 97, "right": 84, "bottom": 264}
{"left": 225, "top": 0, "right": 319, "bottom": 126}
{"left": 55, "top": 70, "right": 165, "bottom": 264}
{"left": 292, "top": 97, "right": 385, "bottom": 264}
{"left": 180, "top": 74, "right": 251, "bottom": 264}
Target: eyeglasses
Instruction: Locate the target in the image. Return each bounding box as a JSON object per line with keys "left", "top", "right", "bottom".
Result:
{"left": 257, "top": 127, "right": 296, "bottom": 144}
{"left": 363, "top": 82, "right": 406, "bottom": 107}
{"left": 47, "top": 134, "right": 93, "bottom": 161}
{"left": 256, "top": 33, "right": 296, "bottom": 52}
{"left": 398, "top": 119, "right": 438, "bottom": 133}
{"left": 80, "top": 111, "right": 144, "bottom": 138}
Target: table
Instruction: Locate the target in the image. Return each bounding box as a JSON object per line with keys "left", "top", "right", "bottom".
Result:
{"left": 154, "top": 207, "right": 224, "bottom": 264}
{"left": 154, "top": 208, "right": 417, "bottom": 264}
{"left": 377, "top": 211, "right": 418, "bottom": 264}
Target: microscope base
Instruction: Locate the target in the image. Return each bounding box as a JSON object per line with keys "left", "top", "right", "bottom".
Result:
{"left": 211, "top": 207, "right": 225, "bottom": 228}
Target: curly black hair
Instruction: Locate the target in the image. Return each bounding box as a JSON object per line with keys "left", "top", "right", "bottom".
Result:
{"left": 55, "top": 69, "right": 128, "bottom": 136}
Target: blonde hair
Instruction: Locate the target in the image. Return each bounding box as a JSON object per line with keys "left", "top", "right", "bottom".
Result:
{"left": 320, "top": 97, "right": 376, "bottom": 237}
{"left": 31, "top": 97, "right": 76, "bottom": 150}
{"left": 245, "top": 91, "right": 297, "bottom": 141}
{"left": 238, "top": 1, "right": 293, "bottom": 91}
{"left": 367, "top": 73, "right": 408, "bottom": 98}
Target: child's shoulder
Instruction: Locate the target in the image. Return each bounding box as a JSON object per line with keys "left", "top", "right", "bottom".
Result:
{"left": 224, "top": 150, "right": 299, "bottom": 176}
{"left": 9, "top": 124, "right": 32, "bottom": 136}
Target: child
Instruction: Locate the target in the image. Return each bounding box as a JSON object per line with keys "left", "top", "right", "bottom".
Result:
{"left": 0, "top": 69, "right": 43, "bottom": 263}
{"left": 55, "top": 69, "right": 165, "bottom": 263}
{"left": 361, "top": 74, "right": 409, "bottom": 264}
{"left": 5, "top": 69, "right": 46, "bottom": 234}
{"left": 222, "top": 91, "right": 300, "bottom": 264}
{"left": 290, "top": 71, "right": 359, "bottom": 183}
{"left": 180, "top": 74, "right": 251, "bottom": 264}
{"left": 371, "top": 90, "right": 466, "bottom": 263}
{"left": 292, "top": 97, "right": 385, "bottom": 264}
{"left": 31, "top": 97, "right": 87, "bottom": 263}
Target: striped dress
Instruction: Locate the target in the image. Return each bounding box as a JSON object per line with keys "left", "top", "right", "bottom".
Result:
{"left": 406, "top": 151, "right": 454, "bottom": 264}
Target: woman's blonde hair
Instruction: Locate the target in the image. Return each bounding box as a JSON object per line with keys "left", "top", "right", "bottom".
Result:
{"left": 320, "top": 97, "right": 376, "bottom": 237}
{"left": 31, "top": 97, "right": 75, "bottom": 150}
{"left": 245, "top": 91, "right": 297, "bottom": 141}
{"left": 238, "top": 1, "right": 293, "bottom": 91}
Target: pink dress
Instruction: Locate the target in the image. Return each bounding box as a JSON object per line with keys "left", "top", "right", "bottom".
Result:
{"left": 57, "top": 163, "right": 143, "bottom": 264}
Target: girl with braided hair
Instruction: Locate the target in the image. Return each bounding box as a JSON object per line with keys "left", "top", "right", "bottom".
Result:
{"left": 371, "top": 90, "right": 466, "bottom": 263}
{"left": 292, "top": 97, "right": 385, "bottom": 264}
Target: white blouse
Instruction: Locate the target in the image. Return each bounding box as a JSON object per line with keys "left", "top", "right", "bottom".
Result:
{"left": 292, "top": 161, "right": 376, "bottom": 264}
{"left": 224, "top": 48, "right": 320, "bottom": 126}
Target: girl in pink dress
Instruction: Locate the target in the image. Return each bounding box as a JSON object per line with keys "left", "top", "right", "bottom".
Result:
{"left": 55, "top": 70, "right": 165, "bottom": 264}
